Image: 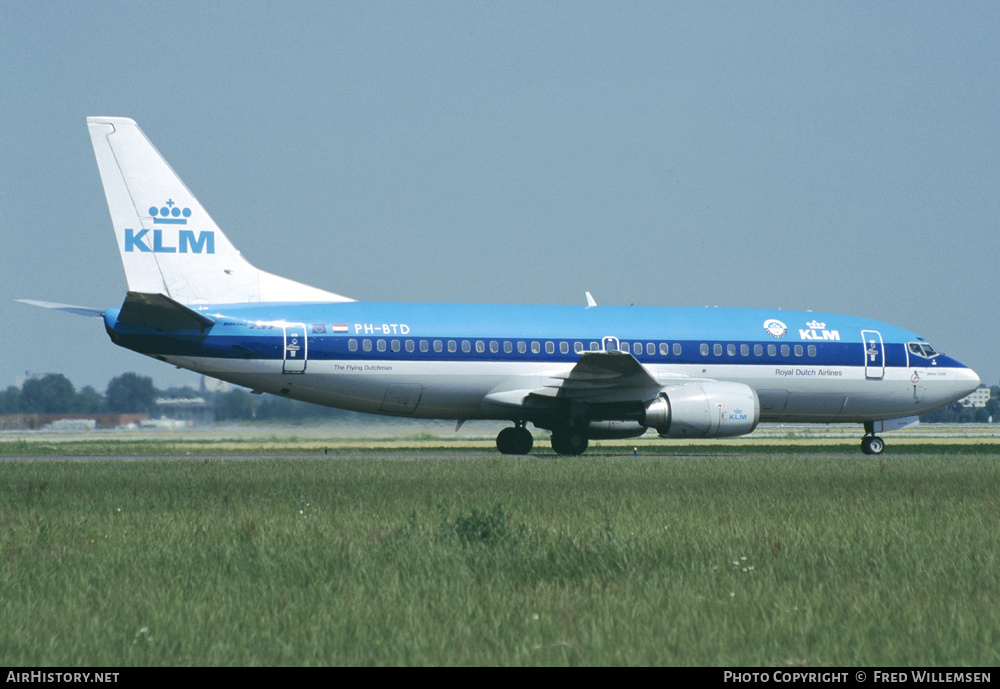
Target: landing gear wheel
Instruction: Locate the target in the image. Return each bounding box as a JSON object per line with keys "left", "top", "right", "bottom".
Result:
{"left": 861, "top": 435, "right": 885, "bottom": 455}
{"left": 497, "top": 426, "right": 533, "bottom": 455}
{"left": 551, "top": 429, "right": 588, "bottom": 456}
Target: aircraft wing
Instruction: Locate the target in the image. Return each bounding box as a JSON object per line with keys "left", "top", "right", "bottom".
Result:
{"left": 484, "top": 351, "right": 669, "bottom": 409}
{"left": 533, "top": 351, "right": 665, "bottom": 403}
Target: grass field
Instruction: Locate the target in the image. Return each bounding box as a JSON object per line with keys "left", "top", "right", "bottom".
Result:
{"left": 1, "top": 434, "right": 998, "bottom": 666}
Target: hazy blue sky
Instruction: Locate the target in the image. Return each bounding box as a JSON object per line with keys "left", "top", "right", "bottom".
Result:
{"left": 3, "top": 1, "right": 997, "bottom": 392}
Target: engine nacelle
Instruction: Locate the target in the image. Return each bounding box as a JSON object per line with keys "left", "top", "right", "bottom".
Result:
{"left": 643, "top": 381, "right": 760, "bottom": 438}
{"left": 585, "top": 420, "right": 649, "bottom": 440}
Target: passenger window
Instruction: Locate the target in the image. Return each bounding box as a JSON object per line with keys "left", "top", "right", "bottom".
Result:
{"left": 780, "top": 345, "right": 790, "bottom": 357}
{"left": 713, "top": 344, "right": 723, "bottom": 356}
{"left": 740, "top": 344, "right": 749, "bottom": 356}
{"left": 660, "top": 343, "right": 669, "bottom": 356}
{"left": 348, "top": 339, "right": 358, "bottom": 352}
{"left": 574, "top": 342, "right": 584, "bottom": 354}
{"left": 377, "top": 339, "right": 386, "bottom": 352}
{"left": 727, "top": 344, "right": 736, "bottom": 356}
{"left": 808, "top": 345, "right": 816, "bottom": 357}
{"left": 673, "top": 343, "right": 682, "bottom": 356}
{"left": 433, "top": 340, "right": 443, "bottom": 353}
{"left": 447, "top": 340, "right": 457, "bottom": 353}
{"left": 647, "top": 342, "right": 655, "bottom": 356}
{"left": 391, "top": 339, "right": 400, "bottom": 352}
{"left": 405, "top": 340, "right": 415, "bottom": 352}
{"left": 590, "top": 342, "right": 600, "bottom": 351}
{"left": 419, "top": 340, "right": 429, "bottom": 353}
{"left": 794, "top": 345, "right": 803, "bottom": 357}
{"left": 363, "top": 339, "right": 372, "bottom": 352}
{"left": 559, "top": 342, "right": 569, "bottom": 354}
{"left": 461, "top": 340, "right": 470, "bottom": 353}
{"left": 504, "top": 341, "right": 513, "bottom": 354}
{"left": 754, "top": 344, "right": 762, "bottom": 356}
{"left": 476, "top": 340, "right": 485, "bottom": 353}
{"left": 517, "top": 341, "right": 526, "bottom": 354}
{"left": 768, "top": 344, "right": 776, "bottom": 356}
{"left": 490, "top": 341, "right": 499, "bottom": 353}
{"left": 546, "top": 341, "right": 555, "bottom": 354}
{"left": 531, "top": 341, "right": 540, "bottom": 354}
{"left": 700, "top": 343, "right": 709, "bottom": 356}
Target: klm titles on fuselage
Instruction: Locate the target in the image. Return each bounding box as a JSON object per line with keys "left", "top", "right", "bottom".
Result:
{"left": 798, "top": 320, "right": 840, "bottom": 341}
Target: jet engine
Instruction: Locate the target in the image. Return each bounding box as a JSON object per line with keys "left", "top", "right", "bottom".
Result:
{"left": 642, "top": 381, "right": 760, "bottom": 438}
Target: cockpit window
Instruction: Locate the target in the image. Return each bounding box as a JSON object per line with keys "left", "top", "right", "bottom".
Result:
{"left": 908, "top": 342, "right": 939, "bottom": 358}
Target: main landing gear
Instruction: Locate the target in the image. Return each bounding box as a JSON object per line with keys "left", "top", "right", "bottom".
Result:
{"left": 861, "top": 422, "right": 885, "bottom": 455}
{"left": 496, "top": 423, "right": 533, "bottom": 455}
{"left": 550, "top": 428, "right": 588, "bottom": 456}
{"left": 495, "top": 423, "right": 590, "bottom": 456}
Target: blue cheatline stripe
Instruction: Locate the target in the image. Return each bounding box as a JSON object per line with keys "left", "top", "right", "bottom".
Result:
{"left": 108, "top": 328, "right": 965, "bottom": 370}
{"left": 106, "top": 301, "right": 965, "bottom": 368}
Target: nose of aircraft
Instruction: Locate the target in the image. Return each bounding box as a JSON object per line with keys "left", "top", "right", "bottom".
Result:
{"left": 929, "top": 357, "right": 981, "bottom": 408}
{"left": 961, "top": 366, "right": 981, "bottom": 394}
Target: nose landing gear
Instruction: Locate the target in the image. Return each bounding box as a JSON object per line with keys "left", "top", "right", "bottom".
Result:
{"left": 861, "top": 421, "right": 885, "bottom": 455}
{"left": 861, "top": 435, "right": 885, "bottom": 455}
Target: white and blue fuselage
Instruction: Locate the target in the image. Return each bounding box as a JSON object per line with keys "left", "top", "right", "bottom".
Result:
{"left": 103, "top": 300, "right": 978, "bottom": 441}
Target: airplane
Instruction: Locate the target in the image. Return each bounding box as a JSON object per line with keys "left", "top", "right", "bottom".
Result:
{"left": 20, "top": 117, "right": 981, "bottom": 455}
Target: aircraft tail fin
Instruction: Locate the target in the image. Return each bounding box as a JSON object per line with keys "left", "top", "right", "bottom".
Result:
{"left": 86, "top": 117, "right": 352, "bottom": 305}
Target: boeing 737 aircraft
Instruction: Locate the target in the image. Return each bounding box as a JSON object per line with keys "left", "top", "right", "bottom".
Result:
{"left": 21, "top": 117, "right": 981, "bottom": 455}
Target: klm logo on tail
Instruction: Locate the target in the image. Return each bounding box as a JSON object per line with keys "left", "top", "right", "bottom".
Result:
{"left": 124, "top": 200, "right": 214, "bottom": 253}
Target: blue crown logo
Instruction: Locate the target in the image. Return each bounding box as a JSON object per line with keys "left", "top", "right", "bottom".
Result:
{"left": 149, "top": 199, "right": 192, "bottom": 224}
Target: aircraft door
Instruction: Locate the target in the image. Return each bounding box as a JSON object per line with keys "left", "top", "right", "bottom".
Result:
{"left": 601, "top": 336, "right": 620, "bottom": 352}
{"left": 862, "top": 330, "right": 884, "bottom": 380}
{"left": 283, "top": 323, "right": 308, "bottom": 373}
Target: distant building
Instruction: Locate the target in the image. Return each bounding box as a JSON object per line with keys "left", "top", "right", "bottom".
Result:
{"left": 958, "top": 386, "right": 991, "bottom": 408}
{"left": 155, "top": 397, "right": 214, "bottom": 425}
{"left": 0, "top": 413, "right": 148, "bottom": 431}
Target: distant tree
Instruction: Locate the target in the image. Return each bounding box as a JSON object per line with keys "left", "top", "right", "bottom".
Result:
{"left": 74, "top": 385, "right": 107, "bottom": 414}
{"left": 160, "top": 386, "right": 200, "bottom": 399}
{"left": 20, "top": 374, "right": 77, "bottom": 413}
{"left": 0, "top": 385, "right": 23, "bottom": 414}
{"left": 214, "top": 388, "right": 255, "bottom": 420}
{"left": 106, "top": 373, "right": 158, "bottom": 414}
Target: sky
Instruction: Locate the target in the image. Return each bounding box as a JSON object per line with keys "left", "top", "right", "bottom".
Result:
{"left": 2, "top": 1, "right": 998, "bottom": 393}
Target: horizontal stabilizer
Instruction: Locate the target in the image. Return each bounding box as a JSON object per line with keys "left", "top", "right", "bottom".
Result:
{"left": 16, "top": 299, "right": 104, "bottom": 318}
{"left": 116, "top": 292, "right": 216, "bottom": 331}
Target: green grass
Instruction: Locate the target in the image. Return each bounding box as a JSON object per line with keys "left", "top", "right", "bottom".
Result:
{"left": 1, "top": 450, "right": 998, "bottom": 665}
